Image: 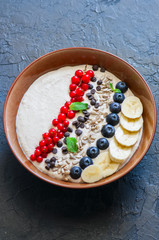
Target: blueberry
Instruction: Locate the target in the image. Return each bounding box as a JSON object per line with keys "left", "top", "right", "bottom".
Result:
{"left": 106, "top": 113, "right": 120, "bottom": 126}
{"left": 96, "top": 138, "right": 109, "bottom": 150}
{"left": 101, "top": 124, "right": 115, "bottom": 138}
{"left": 116, "top": 81, "right": 128, "bottom": 93}
{"left": 110, "top": 102, "right": 121, "bottom": 113}
{"left": 113, "top": 92, "right": 125, "bottom": 103}
{"left": 80, "top": 156, "right": 93, "bottom": 169}
{"left": 87, "top": 146, "right": 100, "bottom": 159}
{"left": 70, "top": 166, "right": 82, "bottom": 179}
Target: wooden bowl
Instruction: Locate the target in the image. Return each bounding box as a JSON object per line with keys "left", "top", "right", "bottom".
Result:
{"left": 3, "top": 48, "right": 157, "bottom": 189}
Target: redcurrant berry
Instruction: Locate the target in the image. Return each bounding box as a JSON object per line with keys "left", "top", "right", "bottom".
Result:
{"left": 75, "top": 69, "right": 83, "bottom": 78}
{"left": 86, "top": 70, "right": 94, "bottom": 78}
{"left": 71, "top": 76, "right": 80, "bottom": 85}
{"left": 45, "top": 137, "right": 52, "bottom": 145}
{"left": 69, "top": 91, "right": 76, "bottom": 98}
{"left": 52, "top": 119, "right": 58, "bottom": 126}
{"left": 53, "top": 136, "right": 59, "bottom": 143}
{"left": 67, "top": 110, "right": 75, "bottom": 119}
{"left": 60, "top": 106, "right": 68, "bottom": 114}
{"left": 36, "top": 156, "right": 43, "bottom": 163}
{"left": 82, "top": 74, "right": 90, "bottom": 83}
{"left": 30, "top": 154, "right": 36, "bottom": 161}
{"left": 69, "top": 84, "right": 77, "bottom": 91}
{"left": 34, "top": 149, "right": 41, "bottom": 156}
{"left": 81, "top": 83, "right": 89, "bottom": 91}
{"left": 49, "top": 128, "right": 56, "bottom": 138}
{"left": 39, "top": 140, "right": 46, "bottom": 147}
{"left": 63, "top": 120, "right": 69, "bottom": 127}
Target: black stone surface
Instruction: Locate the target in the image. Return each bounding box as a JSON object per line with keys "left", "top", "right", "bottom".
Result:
{"left": 0, "top": 1, "right": 159, "bottom": 239}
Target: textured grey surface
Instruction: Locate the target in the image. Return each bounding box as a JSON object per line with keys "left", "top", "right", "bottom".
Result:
{"left": 0, "top": 0, "right": 159, "bottom": 239}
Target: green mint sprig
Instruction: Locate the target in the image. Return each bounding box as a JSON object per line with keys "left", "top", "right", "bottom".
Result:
{"left": 109, "top": 83, "right": 121, "bottom": 93}
{"left": 69, "top": 102, "right": 88, "bottom": 111}
{"left": 66, "top": 137, "right": 78, "bottom": 153}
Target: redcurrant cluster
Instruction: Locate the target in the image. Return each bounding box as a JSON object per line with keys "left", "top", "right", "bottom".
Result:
{"left": 30, "top": 69, "right": 94, "bottom": 162}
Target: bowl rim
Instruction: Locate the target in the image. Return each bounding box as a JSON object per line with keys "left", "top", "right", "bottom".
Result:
{"left": 3, "top": 47, "right": 157, "bottom": 189}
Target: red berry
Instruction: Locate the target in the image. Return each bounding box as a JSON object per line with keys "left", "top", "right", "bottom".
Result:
{"left": 82, "top": 74, "right": 90, "bottom": 83}
{"left": 47, "top": 143, "right": 54, "bottom": 152}
{"left": 43, "top": 132, "right": 49, "bottom": 139}
{"left": 49, "top": 128, "right": 56, "bottom": 138}
{"left": 63, "top": 120, "right": 69, "bottom": 127}
{"left": 69, "top": 91, "right": 76, "bottom": 98}
{"left": 57, "top": 123, "right": 63, "bottom": 131}
{"left": 67, "top": 110, "right": 75, "bottom": 119}
{"left": 76, "top": 87, "right": 84, "bottom": 96}
{"left": 41, "top": 146, "right": 48, "bottom": 153}
{"left": 76, "top": 96, "right": 84, "bottom": 102}
{"left": 58, "top": 113, "right": 66, "bottom": 122}
{"left": 86, "top": 70, "right": 94, "bottom": 78}
{"left": 61, "top": 126, "right": 67, "bottom": 132}
{"left": 45, "top": 137, "right": 52, "bottom": 145}
{"left": 39, "top": 140, "right": 46, "bottom": 147}
{"left": 35, "top": 149, "right": 41, "bottom": 156}
{"left": 71, "top": 97, "right": 76, "bottom": 102}
{"left": 81, "top": 83, "right": 89, "bottom": 91}
{"left": 57, "top": 131, "right": 64, "bottom": 139}
{"left": 36, "top": 146, "right": 40, "bottom": 150}
{"left": 75, "top": 70, "right": 83, "bottom": 78}
{"left": 65, "top": 101, "right": 71, "bottom": 108}
{"left": 36, "top": 156, "right": 43, "bottom": 163}
{"left": 52, "top": 119, "right": 58, "bottom": 126}
{"left": 53, "top": 136, "right": 59, "bottom": 143}
{"left": 41, "top": 152, "right": 47, "bottom": 158}
{"left": 71, "top": 76, "right": 80, "bottom": 85}
{"left": 60, "top": 106, "right": 68, "bottom": 114}
{"left": 69, "top": 84, "right": 77, "bottom": 91}
{"left": 30, "top": 154, "right": 36, "bottom": 161}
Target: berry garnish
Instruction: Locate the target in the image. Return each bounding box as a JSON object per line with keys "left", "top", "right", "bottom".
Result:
{"left": 30, "top": 154, "right": 36, "bottom": 161}
{"left": 52, "top": 118, "right": 58, "bottom": 126}
{"left": 39, "top": 140, "right": 46, "bottom": 147}
{"left": 87, "top": 146, "right": 99, "bottom": 158}
{"left": 101, "top": 124, "right": 115, "bottom": 138}
{"left": 57, "top": 123, "right": 63, "bottom": 131}
{"left": 70, "top": 166, "right": 82, "bottom": 179}
{"left": 67, "top": 110, "right": 75, "bottom": 119}
{"left": 116, "top": 81, "right": 128, "bottom": 93}
{"left": 106, "top": 113, "right": 120, "bottom": 126}
{"left": 53, "top": 136, "right": 59, "bottom": 143}
{"left": 81, "top": 83, "right": 89, "bottom": 91}
{"left": 63, "top": 120, "right": 69, "bottom": 127}
{"left": 36, "top": 156, "right": 43, "bottom": 163}
{"left": 69, "top": 84, "right": 77, "bottom": 91}
{"left": 47, "top": 143, "right": 54, "bottom": 152}
{"left": 69, "top": 91, "right": 76, "bottom": 98}
{"left": 41, "top": 152, "right": 47, "bottom": 158}
{"left": 75, "top": 70, "right": 83, "bottom": 78}
{"left": 61, "top": 126, "right": 67, "bottom": 132}
{"left": 113, "top": 92, "right": 125, "bottom": 103}
{"left": 75, "top": 96, "right": 84, "bottom": 102}
{"left": 80, "top": 156, "right": 93, "bottom": 169}
{"left": 57, "top": 131, "right": 64, "bottom": 139}
{"left": 45, "top": 137, "right": 52, "bottom": 145}
{"left": 76, "top": 87, "right": 84, "bottom": 96}
{"left": 58, "top": 113, "right": 66, "bottom": 122}
{"left": 96, "top": 138, "right": 109, "bottom": 150}
{"left": 65, "top": 101, "right": 71, "bottom": 108}
{"left": 109, "top": 102, "right": 121, "bottom": 113}
{"left": 43, "top": 132, "right": 49, "bottom": 139}
{"left": 49, "top": 128, "right": 56, "bottom": 138}
{"left": 71, "top": 97, "right": 76, "bottom": 102}
{"left": 34, "top": 149, "right": 41, "bottom": 156}
{"left": 82, "top": 74, "right": 90, "bottom": 83}
{"left": 71, "top": 76, "right": 80, "bottom": 85}
{"left": 86, "top": 70, "right": 94, "bottom": 78}
{"left": 41, "top": 146, "right": 48, "bottom": 153}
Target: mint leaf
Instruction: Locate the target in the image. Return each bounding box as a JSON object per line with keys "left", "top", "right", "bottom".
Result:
{"left": 66, "top": 137, "right": 78, "bottom": 153}
{"left": 69, "top": 102, "right": 88, "bottom": 111}
{"left": 109, "top": 83, "right": 121, "bottom": 93}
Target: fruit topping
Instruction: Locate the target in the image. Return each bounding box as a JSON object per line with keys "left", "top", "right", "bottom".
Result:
{"left": 101, "top": 124, "right": 115, "bottom": 138}
{"left": 113, "top": 93, "right": 125, "bottom": 103}
{"left": 52, "top": 118, "right": 58, "bottom": 126}
{"left": 70, "top": 166, "right": 82, "bottom": 179}
{"left": 69, "top": 84, "right": 77, "bottom": 91}
{"left": 67, "top": 110, "right": 76, "bottom": 119}
{"left": 75, "top": 69, "right": 83, "bottom": 78}
{"left": 96, "top": 138, "right": 109, "bottom": 150}
{"left": 106, "top": 113, "right": 120, "bottom": 126}
{"left": 121, "top": 96, "right": 143, "bottom": 119}
{"left": 58, "top": 113, "right": 66, "bottom": 122}
{"left": 49, "top": 128, "right": 56, "bottom": 138}
{"left": 60, "top": 106, "right": 69, "bottom": 114}
{"left": 82, "top": 74, "right": 91, "bottom": 83}
{"left": 87, "top": 146, "right": 100, "bottom": 159}
{"left": 86, "top": 70, "right": 94, "bottom": 78}
{"left": 71, "top": 75, "right": 80, "bottom": 85}
{"left": 81, "top": 83, "right": 89, "bottom": 91}
{"left": 109, "top": 102, "right": 121, "bottom": 113}
{"left": 80, "top": 156, "right": 93, "bottom": 169}
{"left": 81, "top": 165, "right": 102, "bottom": 183}
{"left": 30, "top": 154, "right": 36, "bottom": 161}
{"left": 34, "top": 149, "right": 41, "bottom": 156}
{"left": 116, "top": 81, "right": 128, "bottom": 93}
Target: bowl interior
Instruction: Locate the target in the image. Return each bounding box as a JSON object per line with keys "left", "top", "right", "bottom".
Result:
{"left": 3, "top": 48, "right": 156, "bottom": 188}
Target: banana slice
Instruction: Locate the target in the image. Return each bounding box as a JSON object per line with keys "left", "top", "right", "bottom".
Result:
{"left": 81, "top": 165, "right": 103, "bottom": 183}
{"left": 115, "top": 126, "right": 139, "bottom": 147}
{"left": 121, "top": 96, "right": 143, "bottom": 119}
{"left": 94, "top": 152, "right": 110, "bottom": 170}
{"left": 102, "top": 162, "right": 120, "bottom": 178}
{"left": 120, "top": 114, "right": 143, "bottom": 132}
{"left": 109, "top": 138, "right": 131, "bottom": 163}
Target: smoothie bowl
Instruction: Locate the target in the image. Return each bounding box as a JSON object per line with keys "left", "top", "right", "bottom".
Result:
{"left": 3, "top": 48, "right": 156, "bottom": 188}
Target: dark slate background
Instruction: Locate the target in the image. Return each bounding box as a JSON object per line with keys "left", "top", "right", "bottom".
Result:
{"left": 0, "top": 0, "right": 159, "bottom": 239}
